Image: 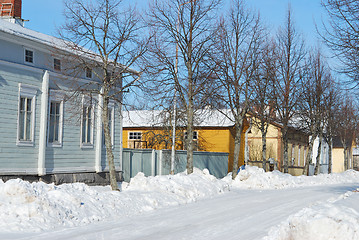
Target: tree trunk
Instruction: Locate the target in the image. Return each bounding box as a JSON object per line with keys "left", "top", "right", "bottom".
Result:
{"left": 303, "top": 135, "right": 316, "bottom": 176}
{"left": 103, "top": 96, "right": 118, "bottom": 191}
{"left": 232, "top": 122, "right": 243, "bottom": 180}
{"left": 342, "top": 139, "right": 348, "bottom": 170}
{"left": 186, "top": 92, "right": 194, "bottom": 175}
{"left": 328, "top": 138, "right": 332, "bottom": 174}
{"left": 261, "top": 123, "right": 268, "bottom": 171}
{"left": 344, "top": 146, "right": 349, "bottom": 170}
{"left": 314, "top": 133, "right": 322, "bottom": 175}
{"left": 282, "top": 126, "right": 289, "bottom": 173}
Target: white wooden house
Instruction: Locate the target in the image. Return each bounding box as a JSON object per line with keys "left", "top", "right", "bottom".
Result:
{"left": 0, "top": 0, "right": 125, "bottom": 184}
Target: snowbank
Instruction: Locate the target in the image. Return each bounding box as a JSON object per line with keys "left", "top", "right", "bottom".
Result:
{"left": 264, "top": 191, "right": 359, "bottom": 240}
{"left": 226, "top": 166, "right": 359, "bottom": 189}
{"left": 0, "top": 168, "right": 229, "bottom": 232}
{"left": 1, "top": 166, "right": 359, "bottom": 234}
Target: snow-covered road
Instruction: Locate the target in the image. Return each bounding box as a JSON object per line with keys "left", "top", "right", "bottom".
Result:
{"left": 15, "top": 184, "right": 359, "bottom": 240}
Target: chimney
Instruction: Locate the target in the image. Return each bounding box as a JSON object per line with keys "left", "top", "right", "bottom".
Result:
{"left": 0, "top": 0, "right": 22, "bottom": 19}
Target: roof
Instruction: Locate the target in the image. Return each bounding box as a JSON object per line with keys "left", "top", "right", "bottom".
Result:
{"left": 122, "top": 109, "right": 235, "bottom": 128}
{"left": 0, "top": 18, "right": 64, "bottom": 49}
{"left": 0, "top": 19, "right": 139, "bottom": 75}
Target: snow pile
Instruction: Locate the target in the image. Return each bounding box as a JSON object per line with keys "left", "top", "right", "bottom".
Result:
{"left": 126, "top": 168, "right": 229, "bottom": 200}
{"left": 227, "top": 166, "right": 359, "bottom": 189}
{"left": 0, "top": 168, "right": 229, "bottom": 232}
{"left": 264, "top": 191, "right": 359, "bottom": 240}
{"left": 1, "top": 165, "right": 359, "bottom": 235}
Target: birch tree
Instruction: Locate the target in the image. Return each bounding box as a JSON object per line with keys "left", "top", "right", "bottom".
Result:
{"left": 321, "top": 0, "right": 359, "bottom": 85}
{"left": 274, "top": 8, "right": 306, "bottom": 173}
{"left": 144, "top": 0, "right": 221, "bottom": 174}
{"left": 215, "top": 0, "right": 264, "bottom": 179}
{"left": 251, "top": 41, "right": 277, "bottom": 171}
{"left": 59, "top": 0, "right": 146, "bottom": 190}
{"left": 323, "top": 83, "right": 340, "bottom": 174}
{"left": 299, "top": 50, "right": 332, "bottom": 175}
{"left": 336, "top": 95, "right": 358, "bottom": 170}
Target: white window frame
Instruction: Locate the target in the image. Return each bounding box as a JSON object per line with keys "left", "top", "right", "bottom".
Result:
{"left": 80, "top": 96, "right": 94, "bottom": 148}
{"left": 24, "top": 48, "right": 34, "bottom": 65}
{"left": 103, "top": 103, "right": 115, "bottom": 147}
{"left": 17, "top": 84, "right": 37, "bottom": 146}
{"left": 298, "top": 145, "right": 301, "bottom": 166}
{"left": 129, "top": 131, "right": 142, "bottom": 140}
{"left": 47, "top": 90, "right": 65, "bottom": 148}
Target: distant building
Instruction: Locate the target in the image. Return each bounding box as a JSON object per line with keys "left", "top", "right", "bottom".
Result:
{"left": 122, "top": 109, "right": 249, "bottom": 172}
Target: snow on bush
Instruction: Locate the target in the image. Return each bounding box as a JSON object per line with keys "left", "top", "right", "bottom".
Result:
{"left": 264, "top": 191, "right": 359, "bottom": 240}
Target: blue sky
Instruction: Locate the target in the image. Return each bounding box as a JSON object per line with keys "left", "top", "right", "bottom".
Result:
{"left": 22, "top": 0, "right": 326, "bottom": 47}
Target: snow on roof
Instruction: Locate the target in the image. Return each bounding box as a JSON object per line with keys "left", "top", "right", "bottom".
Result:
{"left": 0, "top": 18, "right": 64, "bottom": 49}
{"left": 123, "top": 109, "right": 235, "bottom": 128}
{"left": 0, "top": 19, "right": 139, "bottom": 74}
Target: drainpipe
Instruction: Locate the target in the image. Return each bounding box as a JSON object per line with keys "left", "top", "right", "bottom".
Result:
{"left": 38, "top": 70, "right": 49, "bottom": 176}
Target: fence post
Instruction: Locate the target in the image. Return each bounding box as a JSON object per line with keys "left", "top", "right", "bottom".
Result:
{"left": 151, "top": 149, "right": 156, "bottom": 176}
{"left": 159, "top": 150, "right": 163, "bottom": 175}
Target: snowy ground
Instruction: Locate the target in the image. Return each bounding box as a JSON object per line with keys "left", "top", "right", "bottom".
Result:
{"left": 1, "top": 167, "right": 359, "bottom": 240}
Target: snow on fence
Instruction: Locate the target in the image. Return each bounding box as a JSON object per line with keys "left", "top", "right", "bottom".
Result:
{"left": 122, "top": 149, "right": 228, "bottom": 182}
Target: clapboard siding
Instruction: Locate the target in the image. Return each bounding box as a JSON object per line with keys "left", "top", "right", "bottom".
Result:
{"left": 0, "top": 20, "right": 125, "bottom": 178}
{"left": 0, "top": 64, "right": 41, "bottom": 170}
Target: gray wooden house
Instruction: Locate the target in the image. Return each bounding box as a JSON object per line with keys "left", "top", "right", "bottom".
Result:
{"left": 0, "top": 0, "right": 123, "bottom": 184}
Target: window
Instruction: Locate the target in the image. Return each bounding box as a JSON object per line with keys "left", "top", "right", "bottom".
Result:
{"left": 129, "top": 132, "right": 141, "bottom": 140}
{"left": 81, "top": 100, "right": 94, "bottom": 148}
{"left": 86, "top": 67, "right": 92, "bottom": 79}
{"left": 184, "top": 131, "right": 198, "bottom": 140}
{"left": 17, "top": 84, "right": 37, "bottom": 146}
{"left": 24, "top": 49, "right": 34, "bottom": 64}
{"left": 48, "top": 101, "right": 63, "bottom": 147}
{"left": 298, "top": 145, "right": 301, "bottom": 166}
{"left": 54, "top": 58, "right": 61, "bottom": 71}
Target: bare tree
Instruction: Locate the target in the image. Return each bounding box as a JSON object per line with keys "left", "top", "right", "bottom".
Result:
{"left": 214, "top": 0, "right": 264, "bottom": 179}
{"left": 59, "top": 0, "right": 146, "bottom": 190}
{"left": 273, "top": 8, "right": 306, "bottom": 173}
{"left": 299, "top": 49, "right": 332, "bottom": 175}
{"left": 336, "top": 95, "right": 358, "bottom": 170}
{"left": 323, "top": 81, "right": 340, "bottom": 174}
{"left": 321, "top": 0, "right": 359, "bottom": 85}
{"left": 251, "top": 40, "right": 277, "bottom": 171}
{"left": 144, "top": 0, "right": 221, "bottom": 174}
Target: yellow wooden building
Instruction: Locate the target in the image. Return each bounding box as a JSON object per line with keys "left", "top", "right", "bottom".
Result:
{"left": 122, "top": 110, "right": 248, "bottom": 172}
{"left": 246, "top": 117, "right": 310, "bottom": 175}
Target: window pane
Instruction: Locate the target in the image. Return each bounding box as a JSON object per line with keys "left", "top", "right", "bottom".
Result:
{"left": 27, "top": 98, "right": 32, "bottom": 112}
{"left": 20, "top": 97, "right": 25, "bottom": 111}
{"left": 86, "top": 67, "right": 92, "bottom": 78}
{"left": 25, "top": 50, "right": 33, "bottom": 63}
{"left": 26, "top": 110, "right": 31, "bottom": 140}
{"left": 54, "top": 59, "right": 61, "bottom": 71}
{"left": 81, "top": 106, "right": 92, "bottom": 144}
{"left": 55, "top": 103, "right": 60, "bottom": 115}
{"left": 54, "top": 116, "right": 59, "bottom": 142}
{"left": 87, "top": 116, "right": 92, "bottom": 143}
{"left": 19, "top": 110, "right": 25, "bottom": 140}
